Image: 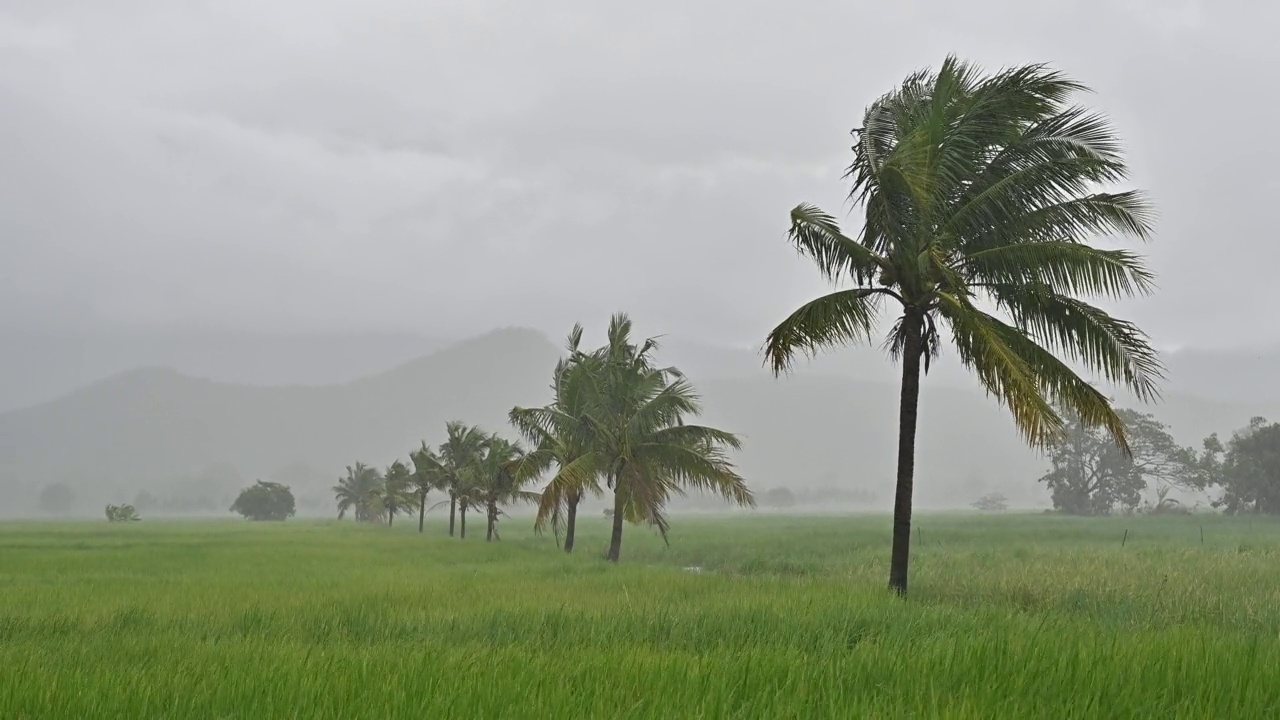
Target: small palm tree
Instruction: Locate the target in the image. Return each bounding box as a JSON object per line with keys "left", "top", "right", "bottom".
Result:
{"left": 382, "top": 460, "right": 415, "bottom": 527}
{"left": 435, "top": 421, "right": 489, "bottom": 537}
{"left": 586, "top": 314, "right": 754, "bottom": 562}
{"left": 409, "top": 442, "right": 446, "bottom": 533}
{"left": 509, "top": 324, "right": 605, "bottom": 552}
{"left": 472, "top": 434, "right": 540, "bottom": 541}
{"left": 763, "top": 56, "right": 1160, "bottom": 595}
{"left": 334, "top": 462, "right": 385, "bottom": 522}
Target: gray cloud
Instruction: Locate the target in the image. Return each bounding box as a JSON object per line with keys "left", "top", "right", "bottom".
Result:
{"left": 0, "top": 0, "right": 1273, "bottom": 349}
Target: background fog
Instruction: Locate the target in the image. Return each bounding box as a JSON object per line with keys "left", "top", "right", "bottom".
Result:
{"left": 2, "top": 0, "right": 1276, "bottom": 516}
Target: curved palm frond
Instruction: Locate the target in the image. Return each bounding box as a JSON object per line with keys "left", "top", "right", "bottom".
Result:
{"left": 764, "top": 288, "right": 884, "bottom": 375}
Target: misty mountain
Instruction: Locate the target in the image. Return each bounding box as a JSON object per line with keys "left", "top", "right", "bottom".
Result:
{"left": 0, "top": 328, "right": 452, "bottom": 413}
{"left": 2, "top": 327, "right": 1273, "bottom": 517}
{"left": 0, "top": 328, "right": 559, "bottom": 512}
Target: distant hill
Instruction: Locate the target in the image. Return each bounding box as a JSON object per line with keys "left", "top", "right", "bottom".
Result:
{"left": 0, "top": 326, "right": 1273, "bottom": 517}
{"left": 0, "top": 328, "right": 453, "bottom": 412}
{"left": 0, "top": 328, "right": 560, "bottom": 513}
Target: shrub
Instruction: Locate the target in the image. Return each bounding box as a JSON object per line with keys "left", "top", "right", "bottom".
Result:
{"left": 105, "top": 504, "right": 141, "bottom": 522}
{"left": 230, "top": 481, "right": 296, "bottom": 522}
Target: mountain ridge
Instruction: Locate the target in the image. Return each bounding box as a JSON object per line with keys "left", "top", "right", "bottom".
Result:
{"left": 1, "top": 326, "right": 1274, "bottom": 517}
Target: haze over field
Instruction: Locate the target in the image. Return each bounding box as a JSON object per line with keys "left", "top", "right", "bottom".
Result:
{"left": 4, "top": 1, "right": 1280, "bottom": 517}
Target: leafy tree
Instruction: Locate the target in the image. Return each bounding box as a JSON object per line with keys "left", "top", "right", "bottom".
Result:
{"left": 333, "top": 463, "right": 384, "bottom": 522}
{"left": 583, "top": 314, "right": 753, "bottom": 562}
{"left": 433, "top": 422, "right": 489, "bottom": 537}
{"left": 409, "top": 443, "right": 446, "bottom": 533}
{"left": 762, "top": 56, "right": 1159, "bottom": 595}
{"left": 1039, "top": 409, "right": 1196, "bottom": 516}
{"left": 382, "top": 460, "right": 415, "bottom": 527}
{"left": 762, "top": 487, "right": 797, "bottom": 509}
{"left": 471, "top": 434, "right": 539, "bottom": 541}
{"left": 38, "top": 483, "right": 74, "bottom": 516}
{"left": 510, "top": 324, "right": 605, "bottom": 552}
{"left": 1200, "top": 417, "right": 1280, "bottom": 514}
{"left": 105, "top": 504, "right": 141, "bottom": 522}
{"left": 230, "top": 480, "right": 297, "bottom": 521}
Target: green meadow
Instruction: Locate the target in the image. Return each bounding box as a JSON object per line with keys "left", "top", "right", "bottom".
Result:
{"left": 3, "top": 514, "right": 1280, "bottom": 719}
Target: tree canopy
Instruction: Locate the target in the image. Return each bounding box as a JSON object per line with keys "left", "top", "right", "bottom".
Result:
{"left": 230, "top": 480, "right": 297, "bottom": 522}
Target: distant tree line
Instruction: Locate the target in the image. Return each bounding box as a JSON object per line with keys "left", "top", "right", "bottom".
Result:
{"left": 1038, "top": 409, "right": 1280, "bottom": 516}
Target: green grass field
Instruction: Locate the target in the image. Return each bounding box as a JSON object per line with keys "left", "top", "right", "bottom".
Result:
{"left": 3, "top": 513, "right": 1280, "bottom": 719}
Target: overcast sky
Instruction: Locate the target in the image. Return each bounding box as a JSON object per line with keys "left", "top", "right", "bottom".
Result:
{"left": 0, "top": 0, "right": 1271, "bottom": 350}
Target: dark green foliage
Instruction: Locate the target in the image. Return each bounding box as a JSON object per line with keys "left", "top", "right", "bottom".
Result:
{"left": 1201, "top": 418, "right": 1280, "bottom": 514}
{"left": 105, "top": 504, "right": 141, "bottom": 522}
{"left": 230, "top": 481, "right": 296, "bottom": 522}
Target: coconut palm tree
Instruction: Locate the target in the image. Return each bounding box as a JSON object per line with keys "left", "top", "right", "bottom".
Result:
{"left": 334, "top": 462, "right": 384, "bottom": 522}
{"left": 471, "top": 434, "right": 540, "bottom": 541}
{"left": 509, "top": 324, "right": 605, "bottom": 552}
{"left": 763, "top": 56, "right": 1160, "bottom": 596}
{"left": 409, "top": 442, "right": 446, "bottom": 533}
{"left": 435, "top": 421, "right": 489, "bottom": 537}
{"left": 585, "top": 313, "right": 754, "bottom": 562}
{"left": 382, "top": 460, "right": 415, "bottom": 527}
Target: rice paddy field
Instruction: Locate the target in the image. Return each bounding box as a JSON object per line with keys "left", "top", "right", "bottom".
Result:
{"left": 3, "top": 513, "right": 1280, "bottom": 719}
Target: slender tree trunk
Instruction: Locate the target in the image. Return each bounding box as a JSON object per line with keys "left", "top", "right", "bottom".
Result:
{"left": 418, "top": 492, "right": 426, "bottom": 533}
{"left": 388, "top": 506, "right": 394, "bottom": 528}
{"left": 563, "top": 492, "right": 580, "bottom": 554}
{"left": 460, "top": 505, "right": 467, "bottom": 539}
{"left": 889, "top": 315, "right": 924, "bottom": 596}
{"left": 606, "top": 476, "right": 625, "bottom": 562}
{"left": 448, "top": 494, "right": 456, "bottom": 537}
{"left": 486, "top": 500, "right": 496, "bottom": 541}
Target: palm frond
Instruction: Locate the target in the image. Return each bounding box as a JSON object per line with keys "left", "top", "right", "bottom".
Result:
{"left": 786, "top": 204, "right": 888, "bottom": 283}
{"left": 764, "top": 288, "right": 884, "bottom": 375}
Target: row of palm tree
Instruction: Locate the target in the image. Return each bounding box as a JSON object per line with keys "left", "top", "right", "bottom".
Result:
{"left": 333, "top": 426, "right": 538, "bottom": 541}
{"left": 331, "top": 313, "right": 755, "bottom": 560}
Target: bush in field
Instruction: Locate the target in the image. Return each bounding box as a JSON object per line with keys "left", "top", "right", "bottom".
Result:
{"left": 230, "top": 481, "right": 296, "bottom": 521}
{"left": 105, "top": 504, "right": 141, "bottom": 522}
{"left": 971, "top": 493, "right": 1009, "bottom": 512}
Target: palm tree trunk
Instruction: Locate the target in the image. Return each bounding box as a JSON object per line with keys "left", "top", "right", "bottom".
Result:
{"left": 564, "top": 492, "right": 580, "bottom": 554}
{"left": 418, "top": 492, "right": 426, "bottom": 533}
{"left": 889, "top": 315, "right": 924, "bottom": 596}
{"left": 448, "top": 494, "right": 456, "bottom": 537}
{"left": 486, "top": 500, "right": 496, "bottom": 541}
{"left": 460, "top": 505, "right": 467, "bottom": 539}
{"left": 606, "top": 476, "right": 625, "bottom": 562}
{"left": 388, "top": 507, "right": 394, "bottom": 528}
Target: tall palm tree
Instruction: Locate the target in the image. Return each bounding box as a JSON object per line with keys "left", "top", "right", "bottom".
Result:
{"left": 586, "top": 313, "right": 754, "bottom": 562}
{"left": 435, "top": 421, "right": 489, "bottom": 537}
{"left": 472, "top": 434, "right": 540, "bottom": 541}
{"left": 333, "top": 462, "right": 385, "bottom": 522}
{"left": 509, "top": 324, "right": 605, "bottom": 552}
{"left": 382, "top": 460, "right": 415, "bottom": 528}
{"left": 409, "top": 442, "right": 446, "bottom": 533}
{"left": 763, "top": 56, "right": 1160, "bottom": 596}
